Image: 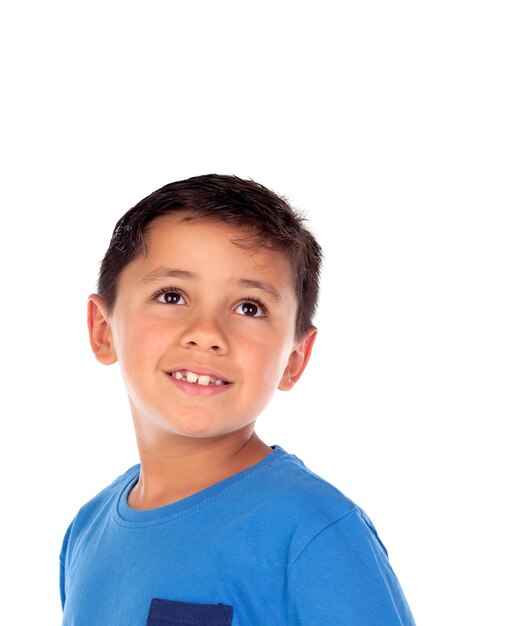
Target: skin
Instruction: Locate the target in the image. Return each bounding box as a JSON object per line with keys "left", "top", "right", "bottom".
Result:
{"left": 88, "top": 213, "right": 317, "bottom": 510}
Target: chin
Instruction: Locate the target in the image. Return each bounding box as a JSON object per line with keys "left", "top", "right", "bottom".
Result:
{"left": 166, "top": 415, "right": 236, "bottom": 439}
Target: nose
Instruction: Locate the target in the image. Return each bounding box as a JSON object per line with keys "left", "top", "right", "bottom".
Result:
{"left": 179, "top": 313, "right": 229, "bottom": 354}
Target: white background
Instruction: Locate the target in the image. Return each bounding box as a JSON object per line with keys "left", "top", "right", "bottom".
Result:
{"left": 1, "top": 2, "right": 518, "bottom": 624}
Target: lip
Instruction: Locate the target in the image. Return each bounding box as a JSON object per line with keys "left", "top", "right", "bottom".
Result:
{"left": 164, "top": 363, "right": 233, "bottom": 384}
{"left": 165, "top": 373, "right": 233, "bottom": 397}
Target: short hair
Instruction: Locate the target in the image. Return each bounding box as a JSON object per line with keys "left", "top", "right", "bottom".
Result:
{"left": 97, "top": 174, "right": 322, "bottom": 340}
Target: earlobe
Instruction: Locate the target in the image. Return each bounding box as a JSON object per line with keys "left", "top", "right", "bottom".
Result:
{"left": 87, "top": 294, "right": 117, "bottom": 365}
{"left": 278, "top": 327, "right": 318, "bottom": 391}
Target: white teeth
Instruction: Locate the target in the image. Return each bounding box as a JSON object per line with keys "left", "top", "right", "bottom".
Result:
{"left": 186, "top": 371, "right": 199, "bottom": 383}
{"left": 170, "top": 370, "right": 227, "bottom": 386}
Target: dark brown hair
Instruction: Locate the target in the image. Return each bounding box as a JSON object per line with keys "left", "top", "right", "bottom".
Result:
{"left": 97, "top": 174, "right": 322, "bottom": 339}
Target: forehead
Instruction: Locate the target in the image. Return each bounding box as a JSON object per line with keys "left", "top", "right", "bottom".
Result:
{"left": 121, "top": 213, "right": 295, "bottom": 293}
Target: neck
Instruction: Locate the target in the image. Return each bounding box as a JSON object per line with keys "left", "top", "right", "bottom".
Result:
{"left": 128, "top": 426, "right": 272, "bottom": 510}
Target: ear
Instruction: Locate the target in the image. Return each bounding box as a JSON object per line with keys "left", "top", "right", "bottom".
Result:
{"left": 87, "top": 294, "right": 117, "bottom": 365}
{"left": 278, "top": 327, "right": 318, "bottom": 391}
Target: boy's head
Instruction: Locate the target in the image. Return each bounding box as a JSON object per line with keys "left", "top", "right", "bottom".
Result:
{"left": 97, "top": 174, "right": 322, "bottom": 342}
{"left": 88, "top": 175, "right": 322, "bottom": 441}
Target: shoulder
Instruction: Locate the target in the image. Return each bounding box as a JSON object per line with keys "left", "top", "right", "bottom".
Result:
{"left": 265, "top": 446, "right": 358, "bottom": 517}
{"left": 270, "top": 449, "right": 416, "bottom": 625}
{"left": 260, "top": 447, "right": 376, "bottom": 561}
{"left": 64, "top": 465, "right": 139, "bottom": 537}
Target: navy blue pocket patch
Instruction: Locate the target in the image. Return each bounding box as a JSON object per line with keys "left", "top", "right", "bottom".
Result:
{"left": 146, "top": 598, "right": 233, "bottom": 625}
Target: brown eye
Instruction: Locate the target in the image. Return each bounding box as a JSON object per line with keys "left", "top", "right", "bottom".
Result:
{"left": 235, "top": 300, "right": 267, "bottom": 318}
{"left": 155, "top": 290, "right": 185, "bottom": 305}
{"left": 242, "top": 303, "right": 258, "bottom": 316}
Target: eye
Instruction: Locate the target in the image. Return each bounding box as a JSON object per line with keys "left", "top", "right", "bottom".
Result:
{"left": 153, "top": 287, "right": 186, "bottom": 305}
{"left": 234, "top": 299, "right": 268, "bottom": 318}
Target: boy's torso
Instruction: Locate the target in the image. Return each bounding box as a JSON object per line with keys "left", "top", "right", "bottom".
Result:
{"left": 60, "top": 445, "right": 414, "bottom": 626}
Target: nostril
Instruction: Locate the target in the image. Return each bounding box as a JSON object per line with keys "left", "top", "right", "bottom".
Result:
{"left": 181, "top": 331, "right": 227, "bottom": 352}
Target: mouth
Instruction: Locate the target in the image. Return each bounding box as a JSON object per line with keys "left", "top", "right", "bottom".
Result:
{"left": 166, "top": 369, "right": 231, "bottom": 387}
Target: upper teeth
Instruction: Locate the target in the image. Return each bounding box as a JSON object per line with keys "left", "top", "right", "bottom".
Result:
{"left": 171, "top": 370, "right": 225, "bottom": 386}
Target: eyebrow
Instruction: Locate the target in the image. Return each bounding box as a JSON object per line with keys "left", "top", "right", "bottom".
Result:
{"left": 138, "top": 267, "right": 282, "bottom": 302}
{"left": 139, "top": 268, "right": 193, "bottom": 285}
{"left": 238, "top": 278, "right": 281, "bottom": 302}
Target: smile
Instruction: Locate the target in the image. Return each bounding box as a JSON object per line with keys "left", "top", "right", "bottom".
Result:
{"left": 165, "top": 368, "right": 233, "bottom": 397}
{"left": 168, "top": 369, "right": 230, "bottom": 386}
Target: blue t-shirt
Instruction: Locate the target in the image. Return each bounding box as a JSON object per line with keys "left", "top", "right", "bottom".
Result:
{"left": 60, "top": 445, "right": 415, "bottom": 625}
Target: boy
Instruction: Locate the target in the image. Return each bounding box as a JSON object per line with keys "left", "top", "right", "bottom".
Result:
{"left": 60, "top": 174, "right": 415, "bottom": 625}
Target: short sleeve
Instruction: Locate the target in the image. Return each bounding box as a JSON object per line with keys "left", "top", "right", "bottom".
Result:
{"left": 59, "top": 522, "right": 73, "bottom": 610}
{"left": 287, "top": 509, "right": 415, "bottom": 626}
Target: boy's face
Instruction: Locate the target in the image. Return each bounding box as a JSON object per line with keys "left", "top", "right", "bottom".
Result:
{"left": 88, "top": 213, "right": 316, "bottom": 444}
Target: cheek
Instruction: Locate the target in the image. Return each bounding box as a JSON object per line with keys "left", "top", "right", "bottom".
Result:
{"left": 241, "top": 335, "right": 290, "bottom": 392}
{"left": 115, "top": 318, "right": 166, "bottom": 375}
